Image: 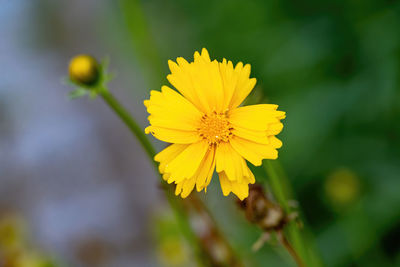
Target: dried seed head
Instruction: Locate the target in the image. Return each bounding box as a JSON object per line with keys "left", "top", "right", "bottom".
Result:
{"left": 238, "top": 184, "right": 286, "bottom": 231}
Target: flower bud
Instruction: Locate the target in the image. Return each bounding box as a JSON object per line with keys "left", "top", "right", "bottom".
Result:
{"left": 69, "top": 55, "right": 99, "bottom": 86}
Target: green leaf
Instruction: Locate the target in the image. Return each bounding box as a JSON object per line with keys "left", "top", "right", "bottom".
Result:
{"left": 68, "top": 88, "right": 87, "bottom": 99}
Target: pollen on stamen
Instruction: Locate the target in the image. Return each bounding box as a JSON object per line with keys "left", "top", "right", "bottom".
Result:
{"left": 197, "top": 112, "right": 232, "bottom": 146}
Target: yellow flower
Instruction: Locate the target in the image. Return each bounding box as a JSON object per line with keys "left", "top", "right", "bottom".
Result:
{"left": 144, "top": 48, "right": 285, "bottom": 200}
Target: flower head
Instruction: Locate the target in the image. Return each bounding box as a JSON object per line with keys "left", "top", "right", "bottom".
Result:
{"left": 144, "top": 49, "right": 285, "bottom": 200}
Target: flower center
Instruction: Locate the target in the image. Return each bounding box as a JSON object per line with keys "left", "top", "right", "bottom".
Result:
{"left": 198, "top": 112, "right": 232, "bottom": 145}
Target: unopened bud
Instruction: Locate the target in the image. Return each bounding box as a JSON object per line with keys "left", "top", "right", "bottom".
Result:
{"left": 69, "top": 54, "right": 99, "bottom": 86}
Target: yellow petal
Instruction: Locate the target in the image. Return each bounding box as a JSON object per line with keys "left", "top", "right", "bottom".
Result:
{"left": 165, "top": 141, "right": 209, "bottom": 183}
{"left": 230, "top": 136, "right": 278, "bottom": 166}
{"left": 229, "top": 63, "right": 257, "bottom": 109}
{"left": 175, "top": 146, "right": 216, "bottom": 198}
{"left": 216, "top": 142, "right": 251, "bottom": 182}
{"left": 144, "top": 86, "right": 204, "bottom": 144}
{"left": 219, "top": 59, "right": 238, "bottom": 111}
{"left": 241, "top": 158, "right": 256, "bottom": 184}
{"left": 218, "top": 171, "right": 251, "bottom": 200}
{"left": 181, "top": 177, "right": 196, "bottom": 198}
{"left": 267, "top": 122, "right": 284, "bottom": 135}
{"left": 229, "top": 104, "right": 285, "bottom": 131}
{"left": 168, "top": 49, "right": 225, "bottom": 113}
{"left": 175, "top": 182, "right": 183, "bottom": 195}
{"left": 191, "top": 51, "right": 224, "bottom": 112}
{"left": 167, "top": 58, "right": 202, "bottom": 112}
{"left": 194, "top": 147, "right": 216, "bottom": 192}
{"left": 162, "top": 173, "right": 170, "bottom": 181}
{"left": 231, "top": 125, "right": 270, "bottom": 145}
{"left": 201, "top": 48, "right": 211, "bottom": 62}
{"left": 231, "top": 180, "right": 249, "bottom": 201}
{"left": 154, "top": 144, "right": 188, "bottom": 173}
{"left": 219, "top": 171, "right": 232, "bottom": 196}
{"left": 269, "top": 136, "right": 283, "bottom": 149}
{"left": 204, "top": 153, "right": 216, "bottom": 190}
{"left": 145, "top": 126, "right": 199, "bottom": 144}
{"left": 145, "top": 86, "right": 202, "bottom": 131}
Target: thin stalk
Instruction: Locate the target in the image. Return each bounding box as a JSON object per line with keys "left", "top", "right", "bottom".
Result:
{"left": 277, "top": 230, "right": 304, "bottom": 267}
{"left": 100, "top": 90, "right": 156, "bottom": 163}
{"left": 98, "top": 89, "right": 208, "bottom": 266}
{"left": 118, "top": 0, "right": 164, "bottom": 88}
{"left": 264, "top": 160, "right": 321, "bottom": 267}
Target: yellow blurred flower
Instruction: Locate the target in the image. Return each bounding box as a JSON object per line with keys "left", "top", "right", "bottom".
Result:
{"left": 144, "top": 48, "right": 285, "bottom": 200}
{"left": 14, "top": 253, "right": 42, "bottom": 267}
{"left": 158, "top": 238, "right": 188, "bottom": 267}
{"left": 325, "top": 168, "right": 360, "bottom": 205}
{"left": 0, "top": 216, "right": 57, "bottom": 267}
{"left": 0, "top": 216, "right": 25, "bottom": 252}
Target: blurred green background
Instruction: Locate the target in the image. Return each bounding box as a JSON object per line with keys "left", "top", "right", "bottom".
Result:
{"left": 1, "top": 0, "right": 399, "bottom": 266}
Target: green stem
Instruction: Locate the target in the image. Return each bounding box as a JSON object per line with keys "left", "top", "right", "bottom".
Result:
{"left": 100, "top": 90, "right": 156, "bottom": 161}
{"left": 264, "top": 161, "right": 291, "bottom": 211}
{"left": 118, "top": 0, "right": 164, "bottom": 88}
{"left": 99, "top": 89, "right": 208, "bottom": 266}
{"left": 264, "top": 160, "right": 322, "bottom": 267}
{"left": 277, "top": 230, "right": 304, "bottom": 267}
